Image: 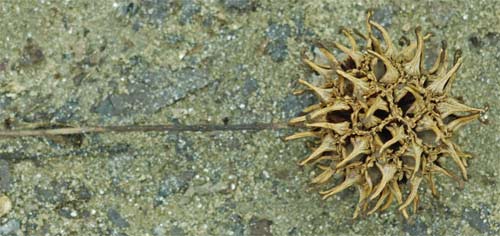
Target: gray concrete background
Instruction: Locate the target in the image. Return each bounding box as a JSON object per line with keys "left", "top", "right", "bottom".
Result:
{"left": 0, "top": 0, "right": 498, "bottom": 235}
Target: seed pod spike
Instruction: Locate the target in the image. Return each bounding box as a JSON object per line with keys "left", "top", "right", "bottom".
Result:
{"left": 334, "top": 42, "right": 363, "bottom": 68}
{"left": 336, "top": 70, "right": 370, "bottom": 96}
{"left": 430, "top": 163, "right": 465, "bottom": 188}
{"left": 412, "top": 194, "right": 420, "bottom": 215}
{"left": 446, "top": 113, "right": 481, "bottom": 132}
{"left": 406, "top": 142, "right": 423, "bottom": 180}
{"left": 366, "top": 9, "right": 373, "bottom": 34}
{"left": 316, "top": 42, "right": 341, "bottom": 67}
{"left": 367, "top": 50, "right": 400, "bottom": 84}
{"left": 435, "top": 41, "right": 450, "bottom": 78}
{"left": 336, "top": 136, "right": 371, "bottom": 168}
{"left": 428, "top": 41, "right": 447, "bottom": 75}
{"left": 298, "top": 79, "right": 334, "bottom": 103}
{"left": 306, "top": 122, "right": 350, "bottom": 135}
{"left": 321, "top": 172, "right": 361, "bottom": 199}
{"left": 404, "top": 27, "right": 424, "bottom": 77}
{"left": 437, "top": 97, "right": 484, "bottom": 119}
{"left": 442, "top": 138, "right": 469, "bottom": 180}
{"left": 443, "top": 49, "right": 463, "bottom": 94}
{"left": 341, "top": 27, "right": 358, "bottom": 52}
{"left": 290, "top": 101, "right": 351, "bottom": 125}
{"left": 427, "top": 57, "right": 463, "bottom": 95}
{"left": 311, "top": 168, "right": 335, "bottom": 184}
{"left": 379, "top": 125, "right": 406, "bottom": 154}
{"left": 353, "top": 183, "right": 371, "bottom": 219}
{"left": 397, "top": 33, "right": 432, "bottom": 63}
{"left": 368, "top": 33, "right": 384, "bottom": 55}
{"left": 416, "top": 115, "right": 446, "bottom": 142}
{"left": 370, "top": 163, "right": 397, "bottom": 200}
{"left": 399, "top": 175, "right": 422, "bottom": 211}
{"left": 403, "top": 86, "right": 426, "bottom": 115}
{"left": 425, "top": 173, "right": 439, "bottom": 197}
{"left": 367, "top": 188, "right": 390, "bottom": 215}
{"left": 284, "top": 131, "right": 319, "bottom": 141}
{"left": 302, "top": 103, "right": 322, "bottom": 113}
{"left": 390, "top": 180, "right": 409, "bottom": 219}
{"left": 302, "top": 57, "right": 333, "bottom": 80}
{"left": 362, "top": 9, "right": 375, "bottom": 47}
{"left": 369, "top": 20, "right": 396, "bottom": 58}
{"left": 299, "top": 134, "right": 337, "bottom": 166}
{"left": 379, "top": 191, "right": 395, "bottom": 212}
{"left": 308, "top": 100, "right": 351, "bottom": 120}
{"left": 362, "top": 96, "right": 389, "bottom": 128}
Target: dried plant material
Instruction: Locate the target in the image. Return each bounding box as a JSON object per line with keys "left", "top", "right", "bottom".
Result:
{"left": 286, "top": 11, "right": 484, "bottom": 219}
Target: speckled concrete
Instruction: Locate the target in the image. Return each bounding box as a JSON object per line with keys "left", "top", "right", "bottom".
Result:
{"left": 0, "top": 0, "right": 498, "bottom": 235}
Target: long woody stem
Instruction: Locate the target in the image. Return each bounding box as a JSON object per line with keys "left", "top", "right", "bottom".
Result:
{"left": 0, "top": 122, "right": 292, "bottom": 138}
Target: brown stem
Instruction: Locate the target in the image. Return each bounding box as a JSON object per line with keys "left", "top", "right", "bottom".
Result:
{"left": 0, "top": 122, "right": 292, "bottom": 138}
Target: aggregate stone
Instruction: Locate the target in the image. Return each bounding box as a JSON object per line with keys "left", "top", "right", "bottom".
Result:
{"left": 249, "top": 217, "right": 273, "bottom": 236}
{"left": 158, "top": 175, "right": 188, "bottom": 198}
{"left": 223, "top": 0, "right": 255, "bottom": 11}
{"left": 157, "top": 171, "right": 195, "bottom": 202}
{"left": 228, "top": 214, "right": 245, "bottom": 236}
{"left": 0, "top": 160, "right": 11, "bottom": 192}
{"left": 0, "top": 219, "right": 20, "bottom": 235}
{"left": 242, "top": 77, "right": 259, "bottom": 96}
{"left": 138, "top": 0, "right": 177, "bottom": 26}
{"left": 52, "top": 98, "right": 81, "bottom": 123}
{"left": 372, "top": 5, "right": 396, "bottom": 28}
{"left": 14, "top": 38, "right": 45, "bottom": 69}
{"left": 462, "top": 207, "right": 492, "bottom": 234}
{"left": 168, "top": 134, "right": 199, "bottom": 162}
{"left": 169, "top": 226, "right": 186, "bottom": 236}
{"left": 265, "top": 23, "right": 292, "bottom": 62}
{"left": 402, "top": 218, "right": 428, "bottom": 236}
{"left": 179, "top": 0, "right": 201, "bottom": 25}
{"left": 152, "top": 224, "right": 167, "bottom": 236}
{"left": 281, "top": 93, "right": 316, "bottom": 119}
{"left": 92, "top": 67, "right": 210, "bottom": 117}
{"left": 107, "top": 208, "right": 130, "bottom": 228}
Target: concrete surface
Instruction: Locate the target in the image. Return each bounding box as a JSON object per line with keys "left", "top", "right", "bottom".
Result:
{"left": 0, "top": 0, "right": 498, "bottom": 235}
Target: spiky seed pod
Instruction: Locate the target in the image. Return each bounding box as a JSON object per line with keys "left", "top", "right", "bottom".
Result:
{"left": 286, "top": 11, "right": 484, "bottom": 219}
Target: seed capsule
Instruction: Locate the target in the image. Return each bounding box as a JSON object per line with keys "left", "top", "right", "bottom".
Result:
{"left": 286, "top": 10, "right": 484, "bottom": 219}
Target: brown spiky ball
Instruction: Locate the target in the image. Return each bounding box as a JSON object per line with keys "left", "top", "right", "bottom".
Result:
{"left": 286, "top": 11, "right": 484, "bottom": 219}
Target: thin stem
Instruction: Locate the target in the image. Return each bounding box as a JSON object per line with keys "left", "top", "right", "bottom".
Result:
{"left": 0, "top": 122, "right": 293, "bottom": 138}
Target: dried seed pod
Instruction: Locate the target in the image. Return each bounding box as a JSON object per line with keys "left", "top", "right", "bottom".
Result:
{"left": 286, "top": 11, "right": 484, "bottom": 219}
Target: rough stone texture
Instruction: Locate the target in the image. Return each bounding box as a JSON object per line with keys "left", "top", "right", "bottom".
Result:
{"left": 179, "top": 0, "right": 201, "bottom": 25}
{"left": 402, "top": 218, "right": 428, "bottom": 236}
{"left": 372, "top": 5, "right": 397, "bottom": 27}
{"left": 157, "top": 172, "right": 193, "bottom": 199}
{"left": 0, "top": 160, "right": 11, "bottom": 192}
{"left": 92, "top": 67, "right": 210, "bottom": 118}
{"left": 462, "top": 204, "right": 496, "bottom": 234}
{"left": 169, "top": 226, "right": 186, "bottom": 236}
{"left": 0, "top": 219, "right": 20, "bottom": 235}
{"left": 0, "top": 0, "right": 498, "bottom": 235}
{"left": 108, "top": 208, "right": 130, "bottom": 228}
{"left": 249, "top": 217, "right": 273, "bottom": 236}
{"left": 223, "top": 0, "right": 255, "bottom": 12}
{"left": 281, "top": 93, "right": 316, "bottom": 119}
{"left": 265, "top": 23, "right": 292, "bottom": 62}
